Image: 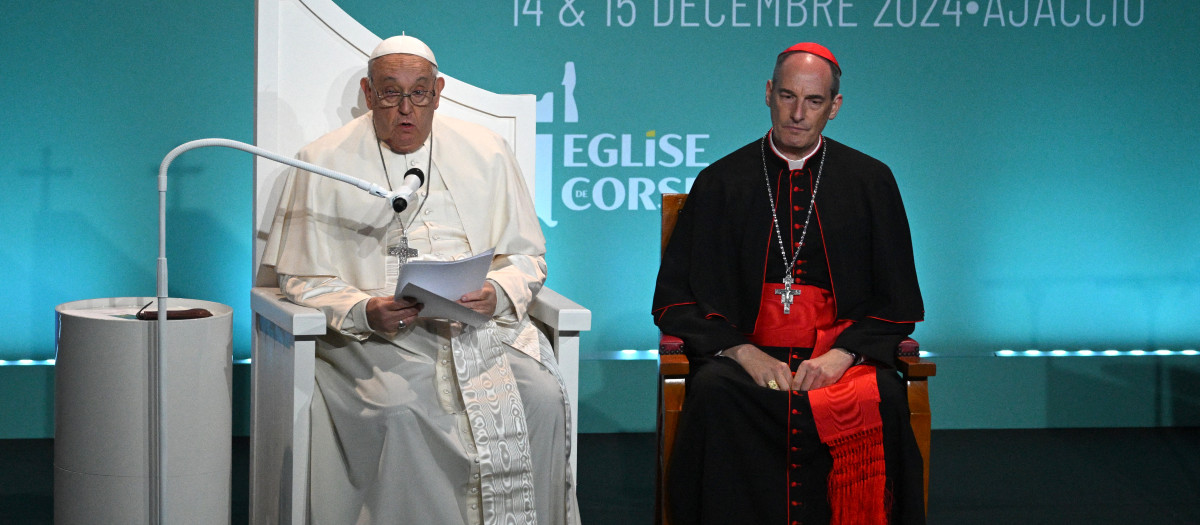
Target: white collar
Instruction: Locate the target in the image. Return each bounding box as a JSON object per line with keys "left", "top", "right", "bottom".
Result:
{"left": 379, "top": 134, "right": 433, "bottom": 174}
{"left": 768, "top": 132, "right": 823, "bottom": 171}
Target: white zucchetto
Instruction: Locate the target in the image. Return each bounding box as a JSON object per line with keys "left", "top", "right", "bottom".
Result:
{"left": 369, "top": 35, "right": 437, "bottom": 67}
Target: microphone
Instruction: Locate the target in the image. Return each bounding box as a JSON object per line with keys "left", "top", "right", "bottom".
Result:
{"left": 388, "top": 168, "right": 426, "bottom": 212}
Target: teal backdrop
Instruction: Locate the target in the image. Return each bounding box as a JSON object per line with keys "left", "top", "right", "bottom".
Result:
{"left": 2, "top": 0, "right": 1198, "bottom": 437}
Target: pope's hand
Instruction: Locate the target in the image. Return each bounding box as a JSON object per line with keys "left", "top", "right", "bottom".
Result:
{"left": 366, "top": 296, "right": 423, "bottom": 333}
{"left": 456, "top": 281, "right": 497, "bottom": 318}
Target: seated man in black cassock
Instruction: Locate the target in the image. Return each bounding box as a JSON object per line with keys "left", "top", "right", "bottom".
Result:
{"left": 652, "top": 42, "right": 926, "bottom": 525}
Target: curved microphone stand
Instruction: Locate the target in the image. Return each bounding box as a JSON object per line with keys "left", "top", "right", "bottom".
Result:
{"left": 151, "top": 138, "right": 395, "bottom": 523}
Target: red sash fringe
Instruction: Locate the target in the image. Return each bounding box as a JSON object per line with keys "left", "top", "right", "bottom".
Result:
{"left": 809, "top": 365, "right": 889, "bottom": 525}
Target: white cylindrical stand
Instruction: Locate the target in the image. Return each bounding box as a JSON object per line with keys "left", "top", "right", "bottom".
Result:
{"left": 54, "top": 297, "right": 232, "bottom": 524}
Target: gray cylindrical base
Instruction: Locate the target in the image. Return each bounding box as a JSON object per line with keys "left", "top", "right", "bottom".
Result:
{"left": 54, "top": 297, "right": 232, "bottom": 524}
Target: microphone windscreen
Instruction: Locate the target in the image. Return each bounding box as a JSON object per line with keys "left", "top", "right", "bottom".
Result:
{"left": 404, "top": 168, "right": 425, "bottom": 184}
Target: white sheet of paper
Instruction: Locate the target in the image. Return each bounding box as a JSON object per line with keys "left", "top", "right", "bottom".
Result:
{"left": 394, "top": 248, "right": 494, "bottom": 327}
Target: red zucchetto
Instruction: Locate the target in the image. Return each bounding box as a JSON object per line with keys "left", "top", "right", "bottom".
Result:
{"left": 778, "top": 42, "right": 840, "bottom": 74}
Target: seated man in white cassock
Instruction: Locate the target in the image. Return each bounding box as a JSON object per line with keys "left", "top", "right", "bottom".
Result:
{"left": 261, "top": 35, "right": 579, "bottom": 525}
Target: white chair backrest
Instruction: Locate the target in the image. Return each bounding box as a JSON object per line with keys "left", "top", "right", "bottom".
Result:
{"left": 254, "top": 0, "right": 536, "bottom": 286}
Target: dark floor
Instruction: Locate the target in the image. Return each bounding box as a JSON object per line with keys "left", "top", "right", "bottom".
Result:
{"left": 4, "top": 428, "right": 1199, "bottom": 524}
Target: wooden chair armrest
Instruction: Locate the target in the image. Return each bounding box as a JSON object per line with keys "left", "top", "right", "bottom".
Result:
{"left": 897, "top": 355, "right": 937, "bottom": 379}
{"left": 660, "top": 353, "right": 691, "bottom": 377}
{"left": 659, "top": 335, "right": 691, "bottom": 377}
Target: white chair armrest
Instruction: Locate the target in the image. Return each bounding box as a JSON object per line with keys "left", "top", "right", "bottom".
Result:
{"left": 250, "top": 287, "right": 326, "bottom": 336}
{"left": 529, "top": 287, "right": 591, "bottom": 333}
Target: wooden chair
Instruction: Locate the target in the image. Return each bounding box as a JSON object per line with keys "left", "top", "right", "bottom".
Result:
{"left": 654, "top": 193, "right": 935, "bottom": 525}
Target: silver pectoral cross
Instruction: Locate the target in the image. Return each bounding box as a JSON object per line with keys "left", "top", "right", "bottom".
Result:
{"left": 775, "top": 274, "right": 800, "bottom": 314}
{"left": 387, "top": 235, "right": 418, "bottom": 266}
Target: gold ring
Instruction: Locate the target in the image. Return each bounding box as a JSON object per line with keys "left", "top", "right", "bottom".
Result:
{"left": 766, "top": 379, "right": 780, "bottom": 390}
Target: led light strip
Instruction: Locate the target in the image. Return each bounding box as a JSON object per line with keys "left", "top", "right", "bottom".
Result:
{"left": 0, "top": 358, "right": 257, "bottom": 366}
{"left": 996, "top": 349, "right": 1199, "bottom": 357}
{"left": 0, "top": 359, "right": 56, "bottom": 366}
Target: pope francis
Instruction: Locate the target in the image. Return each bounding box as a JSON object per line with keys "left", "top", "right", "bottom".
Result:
{"left": 262, "top": 35, "right": 579, "bottom": 525}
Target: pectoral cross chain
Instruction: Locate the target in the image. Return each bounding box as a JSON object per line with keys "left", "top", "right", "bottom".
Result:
{"left": 388, "top": 236, "right": 418, "bottom": 266}
{"left": 775, "top": 275, "right": 800, "bottom": 314}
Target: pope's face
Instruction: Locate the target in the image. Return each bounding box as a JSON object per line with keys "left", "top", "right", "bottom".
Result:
{"left": 766, "top": 53, "right": 842, "bottom": 159}
{"left": 361, "top": 54, "right": 444, "bottom": 154}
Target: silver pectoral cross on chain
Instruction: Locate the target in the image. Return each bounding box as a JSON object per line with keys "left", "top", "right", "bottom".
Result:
{"left": 387, "top": 235, "right": 418, "bottom": 266}
{"left": 775, "top": 274, "right": 800, "bottom": 314}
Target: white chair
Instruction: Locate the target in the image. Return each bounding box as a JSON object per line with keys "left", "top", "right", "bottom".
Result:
{"left": 249, "top": 1, "right": 590, "bottom": 523}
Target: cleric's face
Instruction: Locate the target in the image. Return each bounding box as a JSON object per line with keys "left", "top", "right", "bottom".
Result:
{"left": 766, "top": 52, "right": 842, "bottom": 159}
{"left": 361, "top": 53, "right": 444, "bottom": 154}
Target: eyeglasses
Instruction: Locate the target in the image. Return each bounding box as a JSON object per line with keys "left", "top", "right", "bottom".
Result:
{"left": 370, "top": 84, "right": 437, "bottom": 108}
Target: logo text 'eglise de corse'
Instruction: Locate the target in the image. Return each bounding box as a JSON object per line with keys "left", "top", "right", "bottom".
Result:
{"left": 561, "top": 130, "right": 705, "bottom": 211}
{"left": 537, "top": 62, "right": 708, "bottom": 218}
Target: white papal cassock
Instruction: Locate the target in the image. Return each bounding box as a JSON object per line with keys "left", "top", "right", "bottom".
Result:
{"left": 262, "top": 112, "right": 579, "bottom": 525}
